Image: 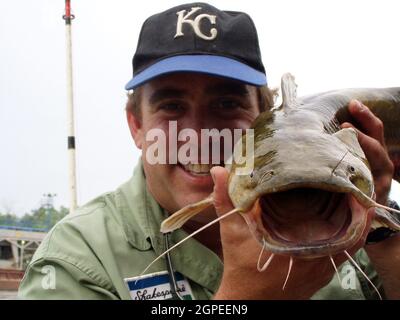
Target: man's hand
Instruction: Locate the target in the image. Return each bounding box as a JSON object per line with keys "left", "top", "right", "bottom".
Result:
{"left": 210, "top": 166, "right": 373, "bottom": 300}
{"left": 342, "top": 100, "right": 400, "bottom": 299}
{"left": 341, "top": 100, "right": 394, "bottom": 205}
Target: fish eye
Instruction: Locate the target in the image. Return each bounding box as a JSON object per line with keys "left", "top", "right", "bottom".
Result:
{"left": 250, "top": 171, "right": 254, "bottom": 178}
{"left": 349, "top": 166, "right": 355, "bottom": 173}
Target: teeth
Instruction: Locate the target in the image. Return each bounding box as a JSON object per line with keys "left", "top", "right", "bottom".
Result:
{"left": 182, "top": 163, "right": 217, "bottom": 174}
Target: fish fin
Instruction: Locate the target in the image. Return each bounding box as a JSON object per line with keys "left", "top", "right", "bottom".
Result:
{"left": 160, "top": 195, "right": 214, "bottom": 233}
{"left": 333, "top": 128, "right": 365, "bottom": 158}
{"left": 371, "top": 207, "right": 400, "bottom": 231}
{"left": 281, "top": 73, "right": 298, "bottom": 108}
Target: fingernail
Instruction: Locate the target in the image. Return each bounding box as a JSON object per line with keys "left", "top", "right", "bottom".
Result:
{"left": 353, "top": 100, "right": 363, "bottom": 111}
{"left": 210, "top": 168, "right": 216, "bottom": 183}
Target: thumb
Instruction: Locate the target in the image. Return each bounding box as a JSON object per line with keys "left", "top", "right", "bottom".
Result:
{"left": 210, "top": 166, "right": 234, "bottom": 216}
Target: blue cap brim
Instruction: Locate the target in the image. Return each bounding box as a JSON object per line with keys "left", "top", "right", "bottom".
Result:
{"left": 125, "top": 55, "right": 267, "bottom": 90}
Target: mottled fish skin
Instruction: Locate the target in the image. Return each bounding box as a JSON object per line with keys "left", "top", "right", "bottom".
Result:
{"left": 227, "top": 74, "right": 400, "bottom": 257}
{"left": 300, "top": 87, "right": 400, "bottom": 181}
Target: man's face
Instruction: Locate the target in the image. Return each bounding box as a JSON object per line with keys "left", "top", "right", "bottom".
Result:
{"left": 128, "top": 73, "right": 260, "bottom": 218}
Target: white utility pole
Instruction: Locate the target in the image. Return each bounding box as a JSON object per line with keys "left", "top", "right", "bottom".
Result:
{"left": 63, "top": 0, "right": 77, "bottom": 214}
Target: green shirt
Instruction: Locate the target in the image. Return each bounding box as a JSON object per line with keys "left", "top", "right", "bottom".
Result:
{"left": 18, "top": 161, "right": 382, "bottom": 300}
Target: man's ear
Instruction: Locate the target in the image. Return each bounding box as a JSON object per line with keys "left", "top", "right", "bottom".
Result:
{"left": 127, "top": 111, "right": 143, "bottom": 149}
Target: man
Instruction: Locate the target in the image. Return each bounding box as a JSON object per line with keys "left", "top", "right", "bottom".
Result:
{"left": 19, "top": 2, "right": 399, "bottom": 299}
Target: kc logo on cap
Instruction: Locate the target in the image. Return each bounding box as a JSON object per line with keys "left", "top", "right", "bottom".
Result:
{"left": 174, "top": 7, "right": 217, "bottom": 41}
{"left": 125, "top": 2, "right": 267, "bottom": 90}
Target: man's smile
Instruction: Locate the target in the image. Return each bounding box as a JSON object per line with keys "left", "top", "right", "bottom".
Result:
{"left": 176, "top": 162, "right": 215, "bottom": 188}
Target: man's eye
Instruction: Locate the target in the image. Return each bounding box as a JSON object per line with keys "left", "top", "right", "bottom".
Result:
{"left": 160, "top": 103, "right": 182, "bottom": 112}
{"left": 215, "top": 99, "right": 241, "bottom": 110}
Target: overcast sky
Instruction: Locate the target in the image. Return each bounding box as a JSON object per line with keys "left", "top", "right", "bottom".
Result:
{"left": 1, "top": 0, "right": 399, "bottom": 215}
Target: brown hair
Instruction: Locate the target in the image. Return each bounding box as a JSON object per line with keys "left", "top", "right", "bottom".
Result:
{"left": 257, "top": 85, "right": 277, "bottom": 112}
{"left": 125, "top": 84, "right": 277, "bottom": 118}
{"left": 125, "top": 88, "right": 142, "bottom": 118}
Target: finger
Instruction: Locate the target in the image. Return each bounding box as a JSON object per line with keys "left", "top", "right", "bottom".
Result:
{"left": 210, "top": 166, "right": 234, "bottom": 215}
{"left": 210, "top": 166, "right": 250, "bottom": 239}
{"left": 348, "top": 100, "right": 386, "bottom": 147}
{"left": 341, "top": 122, "right": 394, "bottom": 204}
{"left": 341, "top": 122, "right": 383, "bottom": 159}
{"left": 341, "top": 122, "right": 392, "bottom": 173}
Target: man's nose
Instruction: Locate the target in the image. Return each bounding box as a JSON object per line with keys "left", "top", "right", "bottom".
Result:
{"left": 184, "top": 107, "right": 222, "bottom": 132}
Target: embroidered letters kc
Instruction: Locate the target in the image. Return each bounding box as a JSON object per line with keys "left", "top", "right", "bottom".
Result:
{"left": 174, "top": 7, "right": 217, "bottom": 40}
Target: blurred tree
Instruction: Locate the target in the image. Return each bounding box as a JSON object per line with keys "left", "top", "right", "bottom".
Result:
{"left": 0, "top": 213, "right": 19, "bottom": 226}
{"left": 0, "top": 206, "right": 69, "bottom": 230}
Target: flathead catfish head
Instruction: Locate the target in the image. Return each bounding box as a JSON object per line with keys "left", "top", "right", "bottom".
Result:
{"left": 228, "top": 74, "right": 400, "bottom": 258}
{"left": 228, "top": 110, "right": 374, "bottom": 258}
{"left": 159, "top": 73, "right": 400, "bottom": 263}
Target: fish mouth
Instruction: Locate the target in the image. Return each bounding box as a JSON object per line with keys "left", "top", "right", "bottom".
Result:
{"left": 247, "top": 188, "right": 369, "bottom": 258}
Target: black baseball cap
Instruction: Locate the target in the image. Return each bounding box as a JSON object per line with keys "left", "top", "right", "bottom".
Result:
{"left": 125, "top": 2, "right": 267, "bottom": 90}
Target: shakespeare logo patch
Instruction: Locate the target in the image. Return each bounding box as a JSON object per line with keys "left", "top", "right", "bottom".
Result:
{"left": 124, "top": 270, "right": 194, "bottom": 300}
